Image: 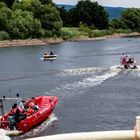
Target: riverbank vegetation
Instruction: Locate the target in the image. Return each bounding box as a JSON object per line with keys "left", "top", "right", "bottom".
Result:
{"left": 0, "top": 0, "right": 140, "bottom": 41}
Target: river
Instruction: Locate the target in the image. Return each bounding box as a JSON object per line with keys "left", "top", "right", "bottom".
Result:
{"left": 0, "top": 37, "right": 140, "bottom": 140}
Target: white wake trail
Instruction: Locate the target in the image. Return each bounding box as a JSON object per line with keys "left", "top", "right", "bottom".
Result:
{"left": 52, "top": 66, "right": 121, "bottom": 94}
{"left": 19, "top": 114, "right": 58, "bottom": 139}
{"left": 64, "top": 67, "right": 120, "bottom": 89}
{"left": 63, "top": 67, "right": 103, "bottom": 76}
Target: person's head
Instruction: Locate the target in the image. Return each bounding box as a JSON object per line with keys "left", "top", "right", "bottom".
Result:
{"left": 12, "top": 103, "right": 17, "bottom": 109}
{"left": 31, "top": 97, "right": 35, "bottom": 100}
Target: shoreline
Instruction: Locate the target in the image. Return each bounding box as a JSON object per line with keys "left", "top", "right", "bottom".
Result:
{"left": 0, "top": 32, "right": 140, "bottom": 48}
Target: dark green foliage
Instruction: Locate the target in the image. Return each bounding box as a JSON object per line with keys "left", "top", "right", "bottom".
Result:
{"left": 0, "top": 0, "right": 62, "bottom": 39}
{"left": 16, "top": 0, "right": 62, "bottom": 36}
{"left": 109, "top": 19, "right": 127, "bottom": 29}
{"left": 40, "top": 0, "right": 55, "bottom": 6}
{"left": 36, "top": 4, "right": 62, "bottom": 35}
{"left": 57, "top": 6, "right": 67, "bottom": 26}
{"left": 0, "top": 5, "right": 12, "bottom": 31}
{"left": 0, "top": 0, "right": 15, "bottom": 8}
{"left": 108, "top": 8, "right": 140, "bottom": 32}
{"left": 121, "top": 8, "right": 140, "bottom": 31}
{"left": 57, "top": 0, "right": 109, "bottom": 29}
{"left": 7, "top": 10, "right": 43, "bottom": 39}
{"left": 0, "top": 31, "right": 10, "bottom": 40}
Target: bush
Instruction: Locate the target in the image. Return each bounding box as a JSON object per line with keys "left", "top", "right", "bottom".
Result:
{"left": 79, "top": 22, "right": 91, "bottom": 32}
{"left": 61, "top": 27, "right": 88, "bottom": 40}
{"left": 0, "top": 31, "right": 10, "bottom": 40}
{"left": 42, "top": 30, "right": 53, "bottom": 38}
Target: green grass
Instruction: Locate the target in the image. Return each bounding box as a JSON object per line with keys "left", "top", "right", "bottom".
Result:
{"left": 60, "top": 27, "right": 133, "bottom": 40}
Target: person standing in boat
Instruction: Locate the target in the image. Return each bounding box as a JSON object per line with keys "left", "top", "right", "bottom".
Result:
{"left": 121, "top": 53, "right": 126, "bottom": 65}
{"left": 8, "top": 103, "right": 26, "bottom": 130}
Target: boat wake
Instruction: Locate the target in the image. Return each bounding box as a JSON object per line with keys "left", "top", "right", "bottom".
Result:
{"left": 51, "top": 66, "right": 121, "bottom": 96}
{"left": 64, "top": 67, "right": 120, "bottom": 88}
{"left": 125, "top": 65, "right": 140, "bottom": 77}
{"left": 63, "top": 67, "right": 103, "bottom": 76}
{"left": 0, "top": 114, "right": 57, "bottom": 140}
{"left": 0, "top": 130, "right": 22, "bottom": 140}
{"left": 17, "top": 114, "right": 58, "bottom": 139}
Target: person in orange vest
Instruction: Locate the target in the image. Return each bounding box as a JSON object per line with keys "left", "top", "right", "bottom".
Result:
{"left": 8, "top": 103, "right": 22, "bottom": 115}
{"left": 24, "top": 106, "right": 35, "bottom": 116}
{"left": 27, "top": 97, "right": 39, "bottom": 111}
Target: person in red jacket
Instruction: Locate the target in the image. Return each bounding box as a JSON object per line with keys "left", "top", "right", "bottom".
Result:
{"left": 8, "top": 103, "right": 26, "bottom": 130}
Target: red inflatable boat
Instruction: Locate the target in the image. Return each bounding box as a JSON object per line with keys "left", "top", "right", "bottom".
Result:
{"left": 0, "top": 96, "right": 58, "bottom": 133}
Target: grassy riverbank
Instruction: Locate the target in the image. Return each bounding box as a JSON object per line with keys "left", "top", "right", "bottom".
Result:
{"left": 0, "top": 27, "right": 140, "bottom": 48}
{"left": 61, "top": 27, "right": 139, "bottom": 40}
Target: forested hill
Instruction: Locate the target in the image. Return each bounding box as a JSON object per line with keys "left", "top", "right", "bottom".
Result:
{"left": 57, "top": 4, "right": 127, "bottom": 19}
{"left": 104, "top": 7, "right": 127, "bottom": 19}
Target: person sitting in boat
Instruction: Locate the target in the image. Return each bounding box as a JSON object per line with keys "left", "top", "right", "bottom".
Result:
{"left": 27, "top": 97, "right": 39, "bottom": 111}
{"left": 44, "top": 52, "right": 48, "bottom": 58}
{"left": 28, "top": 101, "right": 39, "bottom": 110}
{"left": 128, "top": 58, "right": 134, "bottom": 64}
{"left": 24, "top": 106, "right": 35, "bottom": 116}
{"left": 49, "top": 51, "right": 54, "bottom": 55}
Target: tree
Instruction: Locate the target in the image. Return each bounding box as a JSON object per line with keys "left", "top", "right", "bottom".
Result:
{"left": 14, "top": 0, "right": 62, "bottom": 36}
{"left": 0, "top": 0, "right": 16, "bottom": 8}
{"left": 121, "top": 8, "right": 140, "bottom": 31}
{"left": 0, "top": 5, "right": 12, "bottom": 31}
{"left": 109, "top": 19, "right": 127, "bottom": 29}
{"left": 38, "top": 4, "right": 62, "bottom": 35}
{"left": 7, "top": 10, "right": 43, "bottom": 39}
{"left": 57, "top": 6, "right": 67, "bottom": 26}
{"left": 40, "top": 0, "right": 55, "bottom": 5}
{"left": 67, "top": 0, "right": 109, "bottom": 29}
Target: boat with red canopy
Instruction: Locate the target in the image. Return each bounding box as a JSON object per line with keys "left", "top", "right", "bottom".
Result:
{"left": 0, "top": 95, "right": 58, "bottom": 133}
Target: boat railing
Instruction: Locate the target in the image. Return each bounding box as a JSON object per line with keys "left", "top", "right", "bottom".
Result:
{"left": 24, "top": 116, "right": 140, "bottom": 140}
{"left": 0, "top": 94, "right": 22, "bottom": 116}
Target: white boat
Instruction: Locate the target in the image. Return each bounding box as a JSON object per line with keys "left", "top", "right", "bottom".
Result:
{"left": 43, "top": 54, "right": 58, "bottom": 61}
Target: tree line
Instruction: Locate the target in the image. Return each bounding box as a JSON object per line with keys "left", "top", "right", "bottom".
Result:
{"left": 58, "top": 0, "right": 140, "bottom": 32}
{"left": 0, "top": 0, "right": 62, "bottom": 40}
{"left": 0, "top": 0, "right": 140, "bottom": 40}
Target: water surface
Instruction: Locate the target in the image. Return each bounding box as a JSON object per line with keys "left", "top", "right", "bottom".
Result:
{"left": 0, "top": 37, "right": 140, "bottom": 139}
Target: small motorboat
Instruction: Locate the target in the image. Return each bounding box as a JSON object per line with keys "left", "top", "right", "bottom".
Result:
{"left": 0, "top": 96, "right": 58, "bottom": 133}
{"left": 43, "top": 54, "right": 58, "bottom": 60}
{"left": 119, "top": 55, "right": 137, "bottom": 69}
{"left": 43, "top": 51, "right": 58, "bottom": 61}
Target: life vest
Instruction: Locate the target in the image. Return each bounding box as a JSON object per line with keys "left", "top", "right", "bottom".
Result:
{"left": 28, "top": 102, "right": 35, "bottom": 107}
{"left": 8, "top": 106, "right": 23, "bottom": 116}
{"left": 24, "top": 107, "right": 35, "bottom": 116}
